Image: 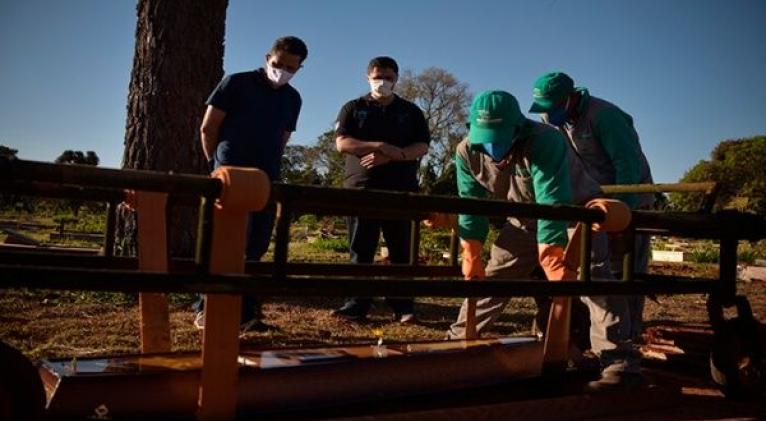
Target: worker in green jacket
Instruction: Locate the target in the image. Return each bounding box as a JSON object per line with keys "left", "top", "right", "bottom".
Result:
{"left": 529, "top": 72, "right": 653, "bottom": 345}
{"left": 446, "top": 90, "right": 642, "bottom": 391}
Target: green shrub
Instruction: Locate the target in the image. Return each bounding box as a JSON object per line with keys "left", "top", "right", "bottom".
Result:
{"left": 296, "top": 214, "right": 319, "bottom": 230}
{"left": 309, "top": 237, "right": 348, "bottom": 253}
{"left": 689, "top": 244, "right": 718, "bottom": 263}
{"left": 737, "top": 240, "right": 766, "bottom": 264}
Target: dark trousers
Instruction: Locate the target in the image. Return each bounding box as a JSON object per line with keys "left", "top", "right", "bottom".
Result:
{"left": 194, "top": 210, "right": 275, "bottom": 321}
{"left": 343, "top": 216, "right": 414, "bottom": 314}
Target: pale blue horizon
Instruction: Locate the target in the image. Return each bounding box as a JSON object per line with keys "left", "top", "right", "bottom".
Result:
{"left": 1, "top": 0, "right": 765, "bottom": 183}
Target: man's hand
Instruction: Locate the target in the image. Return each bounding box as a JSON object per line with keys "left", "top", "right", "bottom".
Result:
{"left": 360, "top": 152, "right": 392, "bottom": 169}
{"left": 377, "top": 143, "right": 405, "bottom": 160}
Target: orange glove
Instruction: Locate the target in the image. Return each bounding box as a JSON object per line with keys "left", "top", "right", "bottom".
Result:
{"left": 538, "top": 244, "right": 577, "bottom": 281}
{"left": 423, "top": 213, "right": 457, "bottom": 229}
{"left": 461, "top": 239, "right": 485, "bottom": 280}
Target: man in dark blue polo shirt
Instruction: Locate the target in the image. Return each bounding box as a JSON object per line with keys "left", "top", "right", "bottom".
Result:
{"left": 333, "top": 56, "right": 431, "bottom": 323}
{"left": 195, "top": 36, "right": 307, "bottom": 333}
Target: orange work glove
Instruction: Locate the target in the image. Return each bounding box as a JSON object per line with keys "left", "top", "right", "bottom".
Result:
{"left": 423, "top": 213, "right": 457, "bottom": 229}
{"left": 538, "top": 244, "right": 577, "bottom": 281}
{"left": 461, "top": 239, "right": 485, "bottom": 280}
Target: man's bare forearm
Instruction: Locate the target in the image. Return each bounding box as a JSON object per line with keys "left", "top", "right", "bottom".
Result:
{"left": 336, "top": 136, "right": 384, "bottom": 156}
{"left": 200, "top": 105, "right": 226, "bottom": 161}
{"left": 200, "top": 129, "right": 219, "bottom": 161}
{"left": 400, "top": 142, "right": 429, "bottom": 160}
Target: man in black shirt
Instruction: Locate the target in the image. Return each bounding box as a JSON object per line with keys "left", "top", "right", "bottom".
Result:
{"left": 333, "top": 56, "right": 430, "bottom": 323}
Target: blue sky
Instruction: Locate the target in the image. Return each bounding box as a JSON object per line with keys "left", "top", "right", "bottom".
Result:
{"left": 1, "top": 0, "right": 765, "bottom": 182}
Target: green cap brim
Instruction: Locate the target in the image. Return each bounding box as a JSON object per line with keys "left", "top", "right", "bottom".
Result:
{"left": 468, "top": 124, "right": 512, "bottom": 145}
{"left": 529, "top": 99, "right": 553, "bottom": 113}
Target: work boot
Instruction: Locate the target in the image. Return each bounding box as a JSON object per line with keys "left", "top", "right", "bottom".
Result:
{"left": 584, "top": 371, "right": 646, "bottom": 393}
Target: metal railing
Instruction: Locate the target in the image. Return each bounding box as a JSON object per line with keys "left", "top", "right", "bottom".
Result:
{"left": 1, "top": 158, "right": 763, "bottom": 305}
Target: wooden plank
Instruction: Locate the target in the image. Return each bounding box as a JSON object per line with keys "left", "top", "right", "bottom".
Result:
{"left": 198, "top": 167, "right": 270, "bottom": 420}
{"left": 542, "top": 224, "right": 583, "bottom": 373}
{"left": 132, "top": 191, "right": 171, "bottom": 353}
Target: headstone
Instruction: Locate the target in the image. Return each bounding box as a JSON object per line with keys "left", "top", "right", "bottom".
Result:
{"left": 651, "top": 250, "right": 685, "bottom": 262}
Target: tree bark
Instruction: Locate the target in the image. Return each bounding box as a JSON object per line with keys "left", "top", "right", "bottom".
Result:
{"left": 118, "top": 0, "right": 228, "bottom": 257}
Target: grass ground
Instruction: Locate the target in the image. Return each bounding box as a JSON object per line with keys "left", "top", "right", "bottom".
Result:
{"left": 2, "top": 262, "right": 765, "bottom": 361}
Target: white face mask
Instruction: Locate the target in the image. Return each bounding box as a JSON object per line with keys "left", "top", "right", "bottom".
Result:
{"left": 369, "top": 79, "right": 394, "bottom": 98}
{"left": 266, "top": 63, "right": 294, "bottom": 87}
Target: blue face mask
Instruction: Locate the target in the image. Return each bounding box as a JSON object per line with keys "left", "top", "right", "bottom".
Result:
{"left": 545, "top": 106, "right": 569, "bottom": 126}
{"left": 482, "top": 141, "right": 513, "bottom": 162}
{"left": 481, "top": 124, "right": 520, "bottom": 161}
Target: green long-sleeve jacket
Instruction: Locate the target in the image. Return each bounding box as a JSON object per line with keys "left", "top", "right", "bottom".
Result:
{"left": 455, "top": 119, "right": 598, "bottom": 247}
{"left": 563, "top": 88, "right": 654, "bottom": 209}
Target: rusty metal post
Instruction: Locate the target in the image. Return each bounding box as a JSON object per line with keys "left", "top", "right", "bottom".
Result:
{"left": 273, "top": 202, "right": 291, "bottom": 281}
{"left": 195, "top": 195, "right": 216, "bottom": 274}
{"left": 449, "top": 228, "right": 459, "bottom": 268}
{"left": 718, "top": 236, "right": 738, "bottom": 306}
{"left": 622, "top": 225, "right": 635, "bottom": 282}
{"left": 579, "top": 222, "right": 592, "bottom": 281}
{"left": 103, "top": 199, "right": 117, "bottom": 258}
{"left": 410, "top": 220, "right": 420, "bottom": 266}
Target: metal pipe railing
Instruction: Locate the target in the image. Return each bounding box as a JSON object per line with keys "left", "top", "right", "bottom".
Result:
{"left": 600, "top": 182, "right": 717, "bottom": 194}
{"left": 2, "top": 159, "right": 765, "bottom": 303}
{"left": 0, "top": 264, "right": 716, "bottom": 297}
{"left": 1, "top": 158, "right": 222, "bottom": 198}
{"left": 271, "top": 183, "right": 606, "bottom": 224}
{"left": 0, "top": 250, "right": 462, "bottom": 278}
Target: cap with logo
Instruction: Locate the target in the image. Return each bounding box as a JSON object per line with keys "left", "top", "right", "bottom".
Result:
{"left": 529, "top": 72, "right": 575, "bottom": 113}
{"left": 468, "top": 90, "right": 524, "bottom": 145}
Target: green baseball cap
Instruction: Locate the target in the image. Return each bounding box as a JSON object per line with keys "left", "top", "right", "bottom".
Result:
{"left": 468, "top": 90, "right": 524, "bottom": 145}
{"left": 529, "top": 72, "right": 574, "bottom": 113}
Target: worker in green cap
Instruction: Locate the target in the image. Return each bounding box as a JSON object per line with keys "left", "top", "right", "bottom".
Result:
{"left": 529, "top": 71, "right": 653, "bottom": 353}
{"left": 443, "top": 90, "right": 643, "bottom": 391}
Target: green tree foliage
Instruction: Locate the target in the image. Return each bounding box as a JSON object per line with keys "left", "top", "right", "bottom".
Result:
{"left": 313, "top": 129, "right": 346, "bottom": 187}
{"left": 282, "top": 145, "right": 322, "bottom": 185}
{"left": 54, "top": 150, "right": 100, "bottom": 215}
{"left": 0, "top": 145, "right": 18, "bottom": 159}
{"left": 670, "top": 136, "right": 766, "bottom": 215}
{"left": 54, "top": 150, "right": 100, "bottom": 166}
{"left": 0, "top": 145, "right": 21, "bottom": 208}
{"left": 281, "top": 129, "right": 345, "bottom": 187}
{"left": 397, "top": 67, "right": 472, "bottom": 195}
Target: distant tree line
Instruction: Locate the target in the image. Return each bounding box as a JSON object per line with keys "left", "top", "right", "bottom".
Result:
{"left": 669, "top": 136, "right": 766, "bottom": 216}
{"left": 0, "top": 146, "right": 100, "bottom": 215}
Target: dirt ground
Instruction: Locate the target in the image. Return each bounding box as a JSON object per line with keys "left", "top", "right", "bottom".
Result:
{"left": 2, "top": 262, "right": 765, "bottom": 361}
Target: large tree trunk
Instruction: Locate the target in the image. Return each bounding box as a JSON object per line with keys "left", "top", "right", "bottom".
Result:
{"left": 118, "top": 0, "right": 228, "bottom": 257}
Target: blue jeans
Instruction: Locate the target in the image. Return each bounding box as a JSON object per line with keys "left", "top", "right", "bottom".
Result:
{"left": 342, "top": 217, "right": 414, "bottom": 315}
{"left": 193, "top": 210, "right": 275, "bottom": 322}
